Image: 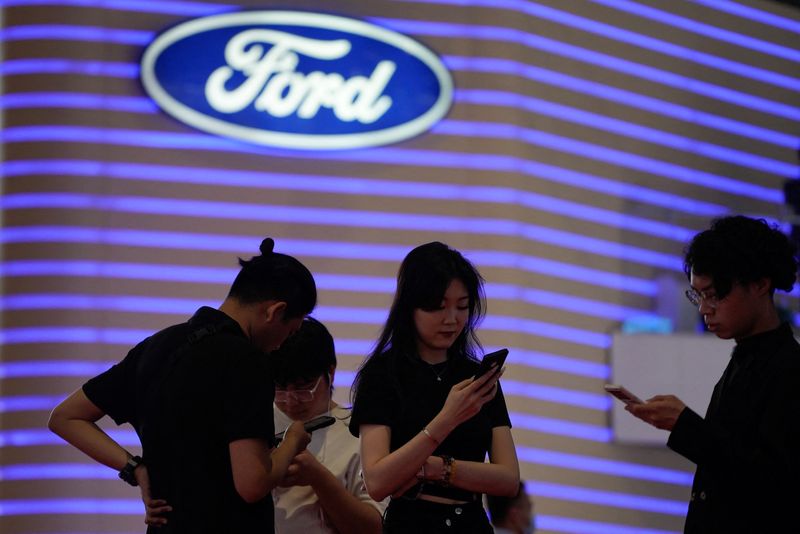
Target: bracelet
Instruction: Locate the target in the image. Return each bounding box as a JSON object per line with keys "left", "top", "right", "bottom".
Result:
{"left": 421, "top": 427, "right": 440, "bottom": 446}
{"left": 439, "top": 455, "right": 454, "bottom": 487}
{"left": 119, "top": 455, "right": 143, "bottom": 486}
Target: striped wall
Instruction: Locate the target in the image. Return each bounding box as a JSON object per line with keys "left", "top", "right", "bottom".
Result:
{"left": 1, "top": 0, "right": 799, "bottom": 532}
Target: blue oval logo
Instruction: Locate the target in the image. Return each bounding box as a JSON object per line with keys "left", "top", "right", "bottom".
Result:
{"left": 141, "top": 11, "right": 453, "bottom": 150}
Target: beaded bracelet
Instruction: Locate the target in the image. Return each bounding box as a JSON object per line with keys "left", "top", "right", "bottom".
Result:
{"left": 440, "top": 455, "right": 454, "bottom": 487}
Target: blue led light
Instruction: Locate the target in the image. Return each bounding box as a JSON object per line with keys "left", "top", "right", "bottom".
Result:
{"left": 0, "top": 360, "right": 114, "bottom": 378}
{"left": 691, "top": 0, "right": 800, "bottom": 34}
{"left": 508, "top": 412, "right": 611, "bottom": 442}
{"left": 0, "top": 0, "right": 231, "bottom": 15}
{"left": 0, "top": 25, "right": 152, "bottom": 45}
{"left": 394, "top": 0, "right": 800, "bottom": 90}
{"left": 517, "top": 446, "right": 693, "bottom": 485}
{"left": 0, "top": 127, "right": 736, "bottom": 214}
{"left": 372, "top": 18, "right": 800, "bottom": 121}
{"left": 589, "top": 0, "right": 800, "bottom": 63}
{"left": 450, "top": 92, "right": 797, "bottom": 178}
{"left": 0, "top": 396, "right": 65, "bottom": 413}
{"left": 0, "top": 327, "right": 150, "bottom": 345}
{"left": 444, "top": 56, "right": 799, "bottom": 150}
{"left": 536, "top": 514, "right": 681, "bottom": 534}
{"left": 0, "top": 463, "right": 115, "bottom": 480}
{"left": 0, "top": 429, "right": 138, "bottom": 448}
{"left": 500, "top": 380, "right": 610, "bottom": 410}
{"left": 0, "top": 92, "right": 157, "bottom": 113}
{"left": 0, "top": 194, "right": 683, "bottom": 269}
{"left": 0, "top": 58, "right": 139, "bottom": 78}
{"left": 0, "top": 498, "right": 141, "bottom": 515}
{"left": 1, "top": 157, "right": 723, "bottom": 228}
{"left": 526, "top": 480, "right": 687, "bottom": 515}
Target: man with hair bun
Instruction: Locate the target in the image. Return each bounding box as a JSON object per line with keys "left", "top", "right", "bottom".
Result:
{"left": 48, "top": 238, "right": 317, "bottom": 534}
{"left": 627, "top": 216, "right": 800, "bottom": 533}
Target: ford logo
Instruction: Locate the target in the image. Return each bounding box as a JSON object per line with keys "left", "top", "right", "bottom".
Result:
{"left": 140, "top": 11, "right": 453, "bottom": 150}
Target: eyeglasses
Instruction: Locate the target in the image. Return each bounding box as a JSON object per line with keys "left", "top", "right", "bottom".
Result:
{"left": 275, "top": 376, "right": 323, "bottom": 403}
{"left": 684, "top": 288, "right": 721, "bottom": 309}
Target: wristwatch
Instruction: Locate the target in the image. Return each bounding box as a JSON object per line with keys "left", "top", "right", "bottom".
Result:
{"left": 119, "top": 455, "right": 143, "bottom": 486}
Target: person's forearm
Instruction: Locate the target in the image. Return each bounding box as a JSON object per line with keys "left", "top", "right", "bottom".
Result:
{"left": 364, "top": 430, "right": 443, "bottom": 501}
{"left": 312, "top": 470, "right": 383, "bottom": 534}
{"left": 49, "top": 415, "right": 132, "bottom": 471}
{"left": 268, "top": 438, "right": 303, "bottom": 490}
{"left": 438, "top": 459, "right": 519, "bottom": 497}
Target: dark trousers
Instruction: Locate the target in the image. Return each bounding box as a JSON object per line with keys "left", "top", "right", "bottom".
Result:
{"left": 382, "top": 498, "right": 493, "bottom": 534}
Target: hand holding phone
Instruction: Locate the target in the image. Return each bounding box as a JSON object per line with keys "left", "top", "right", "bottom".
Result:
{"left": 474, "top": 348, "right": 509, "bottom": 379}
{"left": 604, "top": 384, "right": 644, "bottom": 405}
{"left": 274, "top": 415, "right": 336, "bottom": 444}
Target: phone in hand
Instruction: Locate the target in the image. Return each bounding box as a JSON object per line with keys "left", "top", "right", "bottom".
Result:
{"left": 604, "top": 384, "right": 644, "bottom": 405}
{"left": 274, "top": 414, "right": 336, "bottom": 444}
{"left": 474, "top": 348, "right": 509, "bottom": 379}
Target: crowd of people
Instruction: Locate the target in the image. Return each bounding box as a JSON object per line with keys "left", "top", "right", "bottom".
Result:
{"left": 48, "top": 214, "right": 800, "bottom": 533}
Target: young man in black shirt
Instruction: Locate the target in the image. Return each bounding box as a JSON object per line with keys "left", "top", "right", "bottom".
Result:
{"left": 48, "top": 238, "right": 316, "bottom": 533}
{"left": 626, "top": 216, "right": 800, "bottom": 533}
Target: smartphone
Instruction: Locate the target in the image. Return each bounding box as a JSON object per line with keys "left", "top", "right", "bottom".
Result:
{"left": 474, "top": 348, "right": 509, "bottom": 379}
{"left": 274, "top": 414, "right": 336, "bottom": 444}
{"left": 604, "top": 384, "right": 644, "bottom": 405}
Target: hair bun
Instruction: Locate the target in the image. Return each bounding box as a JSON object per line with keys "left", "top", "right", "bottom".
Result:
{"left": 260, "top": 238, "right": 275, "bottom": 255}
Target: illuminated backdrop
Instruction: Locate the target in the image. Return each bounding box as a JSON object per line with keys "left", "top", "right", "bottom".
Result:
{"left": 1, "top": 1, "right": 798, "bottom": 533}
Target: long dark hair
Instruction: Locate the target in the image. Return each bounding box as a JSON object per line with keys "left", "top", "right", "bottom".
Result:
{"left": 351, "top": 242, "right": 485, "bottom": 401}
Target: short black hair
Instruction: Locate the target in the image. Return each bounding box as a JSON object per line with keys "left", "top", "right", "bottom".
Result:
{"left": 271, "top": 317, "right": 336, "bottom": 386}
{"left": 683, "top": 216, "right": 797, "bottom": 299}
{"left": 487, "top": 482, "right": 526, "bottom": 524}
{"left": 228, "top": 237, "right": 317, "bottom": 319}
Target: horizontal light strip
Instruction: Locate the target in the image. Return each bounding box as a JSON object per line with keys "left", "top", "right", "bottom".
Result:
{"left": 526, "top": 480, "right": 686, "bottom": 516}
{"left": 691, "top": 0, "right": 800, "bottom": 34}
{"left": 0, "top": 0, "right": 231, "bottom": 15}
{"left": 0, "top": 395, "right": 65, "bottom": 413}
{"left": 0, "top": 498, "right": 141, "bottom": 516}
{"left": 590, "top": 0, "right": 800, "bottom": 62}
{"left": 0, "top": 24, "right": 152, "bottom": 45}
{"left": 394, "top": 0, "right": 800, "bottom": 89}
{"left": 0, "top": 259, "right": 650, "bottom": 311}
{"left": 2, "top": 158, "right": 719, "bottom": 232}
{"left": 3, "top": 88, "right": 792, "bottom": 182}
{"left": 0, "top": 360, "right": 115, "bottom": 378}
{"left": 0, "top": 463, "right": 115, "bottom": 481}
{"left": 0, "top": 58, "right": 139, "bottom": 77}
{"left": 0, "top": 428, "right": 139, "bottom": 447}
{"left": 4, "top": 56, "right": 796, "bottom": 152}
{"left": 445, "top": 56, "right": 799, "bottom": 149}
{"left": 0, "top": 127, "right": 733, "bottom": 215}
{"left": 0, "top": 229, "right": 661, "bottom": 296}
{"left": 517, "top": 446, "right": 691, "bottom": 485}
{"left": 501, "top": 380, "right": 609, "bottom": 410}
{"left": 537, "top": 514, "right": 680, "bottom": 534}
{"left": 452, "top": 90, "right": 796, "bottom": 178}
{"left": 508, "top": 412, "right": 611, "bottom": 442}
{"left": 0, "top": 92, "right": 158, "bottom": 113}
{"left": 0, "top": 306, "right": 609, "bottom": 349}
{"left": 0, "top": 194, "right": 683, "bottom": 269}
{"left": 4, "top": 19, "right": 798, "bottom": 121}
{"left": 372, "top": 17, "right": 800, "bottom": 121}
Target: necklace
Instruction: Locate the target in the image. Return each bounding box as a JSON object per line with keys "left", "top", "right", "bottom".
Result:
{"left": 428, "top": 361, "right": 449, "bottom": 382}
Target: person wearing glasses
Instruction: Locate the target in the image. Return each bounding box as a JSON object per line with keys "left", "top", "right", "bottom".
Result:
{"left": 349, "top": 242, "right": 520, "bottom": 533}
{"left": 271, "top": 317, "right": 385, "bottom": 534}
{"left": 626, "top": 216, "right": 800, "bottom": 533}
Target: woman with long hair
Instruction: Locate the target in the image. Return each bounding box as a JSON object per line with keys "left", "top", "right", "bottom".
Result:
{"left": 349, "top": 241, "right": 520, "bottom": 533}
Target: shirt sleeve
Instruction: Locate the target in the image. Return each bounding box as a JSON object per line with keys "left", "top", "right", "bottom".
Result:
{"left": 349, "top": 358, "right": 402, "bottom": 437}
{"left": 82, "top": 341, "right": 144, "bottom": 426}
{"left": 487, "top": 381, "right": 512, "bottom": 428}
{"left": 221, "top": 338, "right": 276, "bottom": 445}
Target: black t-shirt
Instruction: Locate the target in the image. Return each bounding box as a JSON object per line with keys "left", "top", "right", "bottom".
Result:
{"left": 83, "top": 307, "right": 276, "bottom": 534}
{"left": 349, "top": 350, "right": 511, "bottom": 498}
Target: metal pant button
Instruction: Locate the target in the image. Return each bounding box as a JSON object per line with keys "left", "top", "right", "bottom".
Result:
{"left": 700, "top": 491, "right": 706, "bottom": 500}
{"left": 445, "top": 519, "right": 452, "bottom": 527}
{"left": 455, "top": 507, "right": 462, "bottom": 515}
